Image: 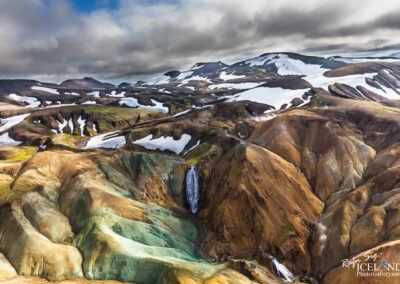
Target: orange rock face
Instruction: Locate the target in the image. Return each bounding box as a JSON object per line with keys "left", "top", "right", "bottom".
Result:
{"left": 200, "top": 143, "right": 323, "bottom": 274}
{"left": 249, "top": 110, "right": 376, "bottom": 202}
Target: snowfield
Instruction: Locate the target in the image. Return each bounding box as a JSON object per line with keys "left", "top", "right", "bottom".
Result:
{"left": 132, "top": 134, "right": 192, "bottom": 154}
{"left": 85, "top": 131, "right": 126, "bottom": 149}
{"left": 246, "top": 53, "right": 329, "bottom": 76}
{"left": 228, "top": 87, "right": 309, "bottom": 110}
{"left": 31, "top": 86, "right": 59, "bottom": 94}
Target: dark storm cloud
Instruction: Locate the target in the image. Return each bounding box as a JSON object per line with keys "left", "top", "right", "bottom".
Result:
{"left": 0, "top": 0, "right": 400, "bottom": 82}
{"left": 310, "top": 9, "right": 400, "bottom": 38}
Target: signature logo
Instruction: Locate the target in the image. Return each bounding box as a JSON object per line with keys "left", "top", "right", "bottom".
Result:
{"left": 341, "top": 253, "right": 400, "bottom": 277}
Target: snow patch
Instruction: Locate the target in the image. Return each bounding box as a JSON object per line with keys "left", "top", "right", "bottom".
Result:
{"left": 87, "top": 91, "right": 100, "bottom": 97}
{"left": 132, "top": 134, "right": 191, "bottom": 154}
{"left": 228, "top": 87, "right": 309, "bottom": 110}
{"left": 182, "top": 75, "right": 211, "bottom": 83}
{"left": 208, "top": 82, "right": 260, "bottom": 90}
{"left": 306, "top": 72, "right": 400, "bottom": 100}
{"left": 77, "top": 115, "right": 86, "bottom": 136}
{"left": 9, "top": 94, "right": 41, "bottom": 108}
{"left": 245, "top": 53, "right": 329, "bottom": 77}
{"left": 0, "top": 132, "right": 22, "bottom": 145}
{"left": 108, "top": 91, "right": 126, "bottom": 97}
{"left": 68, "top": 118, "right": 74, "bottom": 134}
{"left": 274, "top": 54, "right": 329, "bottom": 76}
{"left": 0, "top": 113, "right": 30, "bottom": 132}
{"left": 57, "top": 119, "right": 68, "bottom": 134}
{"left": 119, "top": 98, "right": 169, "bottom": 113}
{"left": 219, "top": 71, "right": 245, "bottom": 80}
{"left": 31, "top": 86, "right": 59, "bottom": 94}
{"left": 85, "top": 131, "right": 126, "bottom": 149}
{"left": 183, "top": 140, "right": 201, "bottom": 155}
{"left": 82, "top": 101, "right": 96, "bottom": 105}
{"left": 172, "top": 109, "right": 191, "bottom": 117}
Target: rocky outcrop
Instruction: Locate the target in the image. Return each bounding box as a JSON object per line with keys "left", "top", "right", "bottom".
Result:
{"left": 250, "top": 110, "right": 375, "bottom": 201}
{"left": 0, "top": 204, "right": 83, "bottom": 281}
{"left": 200, "top": 143, "right": 323, "bottom": 274}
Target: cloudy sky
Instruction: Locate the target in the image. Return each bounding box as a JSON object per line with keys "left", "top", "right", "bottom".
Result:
{"left": 0, "top": 0, "right": 400, "bottom": 83}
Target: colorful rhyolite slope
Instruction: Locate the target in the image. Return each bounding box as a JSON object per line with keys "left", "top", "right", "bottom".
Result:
{"left": 0, "top": 52, "right": 399, "bottom": 283}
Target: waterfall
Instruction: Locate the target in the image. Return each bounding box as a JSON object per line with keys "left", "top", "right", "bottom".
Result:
{"left": 186, "top": 165, "right": 200, "bottom": 214}
{"left": 270, "top": 256, "right": 295, "bottom": 282}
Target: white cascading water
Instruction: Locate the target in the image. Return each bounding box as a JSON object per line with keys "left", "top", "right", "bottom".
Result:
{"left": 186, "top": 165, "right": 200, "bottom": 214}
{"left": 270, "top": 256, "right": 295, "bottom": 282}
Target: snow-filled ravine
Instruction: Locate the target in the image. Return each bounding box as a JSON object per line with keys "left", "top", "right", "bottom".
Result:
{"left": 57, "top": 119, "right": 68, "bottom": 134}
{"left": 305, "top": 72, "right": 400, "bottom": 100}
{"left": 132, "top": 134, "right": 191, "bottom": 154}
{"left": 119, "top": 98, "right": 169, "bottom": 113}
{"left": 85, "top": 131, "right": 126, "bottom": 149}
{"left": 77, "top": 115, "right": 86, "bottom": 136}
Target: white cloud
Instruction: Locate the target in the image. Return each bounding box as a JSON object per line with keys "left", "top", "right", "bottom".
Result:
{"left": 0, "top": 0, "right": 399, "bottom": 81}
